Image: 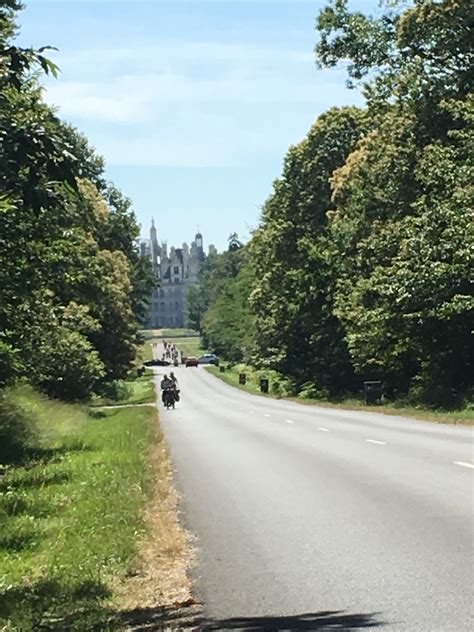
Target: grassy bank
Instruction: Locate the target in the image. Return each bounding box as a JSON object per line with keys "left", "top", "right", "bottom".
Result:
{"left": 90, "top": 369, "right": 156, "bottom": 408}
{"left": 206, "top": 366, "right": 473, "bottom": 425}
{"left": 0, "top": 385, "right": 159, "bottom": 630}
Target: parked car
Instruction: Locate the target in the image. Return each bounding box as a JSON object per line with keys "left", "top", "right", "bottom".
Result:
{"left": 197, "top": 353, "right": 220, "bottom": 366}
{"left": 143, "top": 359, "right": 170, "bottom": 367}
{"left": 185, "top": 356, "right": 199, "bottom": 367}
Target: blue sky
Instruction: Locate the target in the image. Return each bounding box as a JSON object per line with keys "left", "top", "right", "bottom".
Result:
{"left": 17, "top": 1, "right": 369, "bottom": 251}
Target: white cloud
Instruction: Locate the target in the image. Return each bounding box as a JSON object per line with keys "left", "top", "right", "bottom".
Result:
{"left": 46, "top": 81, "right": 149, "bottom": 122}
{"left": 43, "top": 40, "right": 362, "bottom": 166}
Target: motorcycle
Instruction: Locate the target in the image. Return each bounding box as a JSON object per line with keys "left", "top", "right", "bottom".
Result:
{"left": 162, "top": 387, "right": 175, "bottom": 410}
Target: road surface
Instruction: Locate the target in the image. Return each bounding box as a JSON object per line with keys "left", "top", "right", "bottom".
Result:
{"left": 154, "top": 366, "right": 473, "bottom": 631}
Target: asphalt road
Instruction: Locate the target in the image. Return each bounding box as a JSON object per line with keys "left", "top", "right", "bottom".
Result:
{"left": 154, "top": 366, "right": 473, "bottom": 631}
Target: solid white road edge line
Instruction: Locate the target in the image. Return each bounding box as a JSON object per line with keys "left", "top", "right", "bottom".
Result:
{"left": 453, "top": 461, "right": 474, "bottom": 469}
{"left": 365, "top": 439, "right": 387, "bottom": 445}
{"left": 318, "top": 427, "right": 330, "bottom": 432}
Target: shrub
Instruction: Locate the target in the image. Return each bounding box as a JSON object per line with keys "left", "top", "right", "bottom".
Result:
{"left": 298, "top": 381, "right": 330, "bottom": 400}
{"left": 96, "top": 380, "right": 132, "bottom": 402}
{"left": 33, "top": 329, "right": 105, "bottom": 401}
{"left": 0, "top": 341, "right": 20, "bottom": 389}
{"left": 0, "top": 390, "right": 38, "bottom": 464}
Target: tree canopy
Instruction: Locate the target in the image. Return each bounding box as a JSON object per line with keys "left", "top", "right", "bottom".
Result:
{"left": 0, "top": 2, "right": 154, "bottom": 399}
{"left": 190, "top": 0, "right": 472, "bottom": 408}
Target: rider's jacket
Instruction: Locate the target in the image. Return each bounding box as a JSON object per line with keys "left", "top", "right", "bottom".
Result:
{"left": 161, "top": 378, "right": 173, "bottom": 390}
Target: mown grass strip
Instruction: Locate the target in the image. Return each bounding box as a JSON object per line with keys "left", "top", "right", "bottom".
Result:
{"left": 0, "top": 386, "right": 159, "bottom": 631}
{"left": 161, "top": 328, "right": 198, "bottom": 338}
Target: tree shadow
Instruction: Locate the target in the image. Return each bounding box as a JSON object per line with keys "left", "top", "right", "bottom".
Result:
{"left": 0, "top": 578, "right": 116, "bottom": 631}
{"left": 0, "top": 530, "right": 39, "bottom": 552}
{"left": 4, "top": 469, "right": 72, "bottom": 489}
{"left": 2, "top": 441, "right": 93, "bottom": 471}
{"left": 121, "top": 605, "right": 386, "bottom": 631}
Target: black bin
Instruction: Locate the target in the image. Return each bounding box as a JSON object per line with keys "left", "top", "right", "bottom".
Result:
{"left": 364, "top": 381, "right": 383, "bottom": 405}
{"left": 239, "top": 373, "right": 246, "bottom": 385}
{"left": 219, "top": 365, "right": 225, "bottom": 373}
{"left": 260, "top": 378, "right": 269, "bottom": 394}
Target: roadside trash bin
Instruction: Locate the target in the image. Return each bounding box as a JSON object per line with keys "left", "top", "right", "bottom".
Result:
{"left": 364, "top": 381, "right": 383, "bottom": 405}
{"left": 260, "top": 378, "right": 269, "bottom": 394}
{"left": 219, "top": 366, "right": 225, "bottom": 373}
{"left": 239, "top": 373, "right": 246, "bottom": 385}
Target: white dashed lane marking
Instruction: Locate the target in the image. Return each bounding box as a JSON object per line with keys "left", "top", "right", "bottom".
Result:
{"left": 318, "top": 427, "right": 330, "bottom": 432}
{"left": 264, "top": 413, "right": 271, "bottom": 418}
{"left": 285, "top": 419, "right": 294, "bottom": 424}
{"left": 365, "top": 439, "right": 387, "bottom": 445}
{"left": 453, "top": 461, "right": 474, "bottom": 470}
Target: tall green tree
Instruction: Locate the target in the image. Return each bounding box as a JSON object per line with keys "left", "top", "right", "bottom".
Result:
{"left": 187, "top": 235, "right": 255, "bottom": 362}
{"left": 249, "top": 107, "right": 367, "bottom": 394}
{"left": 316, "top": 0, "right": 473, "bottom": 405}
{"left": 0, "top": 1, "right": 154, "bottom": 398}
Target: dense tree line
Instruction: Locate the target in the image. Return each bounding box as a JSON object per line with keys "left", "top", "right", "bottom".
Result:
{"left": 189, "top": 0, "right": 473, "bottom": 408}
{"left": 0, "top": 1, "right": 154, "bottom": 400}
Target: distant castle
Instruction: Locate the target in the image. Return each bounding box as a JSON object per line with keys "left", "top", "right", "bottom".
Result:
{"left": 140, "top": 220, "right": 217, "bottom": 328}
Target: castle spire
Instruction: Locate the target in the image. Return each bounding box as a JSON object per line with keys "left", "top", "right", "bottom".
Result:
{"left": 150, "top": 218, "right": 157, "bottom": 243}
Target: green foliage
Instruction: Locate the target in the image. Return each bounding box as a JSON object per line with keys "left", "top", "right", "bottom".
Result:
{"left": 0, "top": 340, "right": 19, "bottom": 389}
{"left": 0, "top": 389, "right": 38, "bottom": 464}
{"left": 315, "top": 0, "right": 473, "bottom": 407}
{"left": 186, "top": 283, "right": 207, "bottom": 332}
{"left": 196, "top": 1, "right": 472, "bottom": 410}
{"left": 33, "top": 328, "right": 105, "bottom": 401}
{"left": 92, "top": 369, "right": 156, "bottom": 407}
{"left": 330, "top": 99, "right": 473, "bottom": 405}
{"left": 207, "top": 363, "right": 294, "bottom": 398}
{"left": 0, "top": 3, "right": 154, "bottom": 401}
{"left": 249, "top": 107, "right": 368, "bottom": 394}
{"left": 202, "top": 258, "right": 255, "bottom": 362}
{"left": 316, "top": 0, "right": 473, "bottom": 104}
{"left": 187, "top": 234, "right": 255, "bottom": 362}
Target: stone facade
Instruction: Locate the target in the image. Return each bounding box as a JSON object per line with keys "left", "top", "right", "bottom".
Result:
{"left": 141, "top": 221, "right": 213, "bottom": 328}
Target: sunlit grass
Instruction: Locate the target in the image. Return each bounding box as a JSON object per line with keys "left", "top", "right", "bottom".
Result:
{"left": 160, "top": 337, "right": 204, "bottom": 358}
{"left": 161, "top": 328, "right": 197, "bottom": 337}
{"left": 0, "top": 387, "right": 159, "bottom": 630}
{"left": 90, "top": 370, "right": 156, "bottom": 408}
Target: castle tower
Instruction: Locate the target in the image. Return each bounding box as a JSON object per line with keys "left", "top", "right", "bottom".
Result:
{"left": 149, "top": 218, "right": 161, "bottom": 271}
{"left": 195, "top": 231, "right": 204, "bottom": 262}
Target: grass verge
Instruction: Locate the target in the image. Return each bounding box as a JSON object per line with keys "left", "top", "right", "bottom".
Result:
{"left": 206, "top": 366, "right": 473, "bottom": 425}
{"left": 0, "top": 381, "right": 186, "bottom": 630}
{"left": 90, "top": 369, "right": 156, "bottom": 408}
{"left": 161, "top": 328, "right": 198, "bottom": 338}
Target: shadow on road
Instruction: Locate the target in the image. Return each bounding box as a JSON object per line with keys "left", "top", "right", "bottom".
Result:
{"left": 122, "top": 605, "right": 386, "bottom": 630}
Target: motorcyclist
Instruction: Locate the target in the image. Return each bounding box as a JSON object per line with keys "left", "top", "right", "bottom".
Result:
{"left": 160, "top": 374, "right": 174, "bottom": 404}
{"left": 169, "top": 372, "right": 180, "bottom": 401}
